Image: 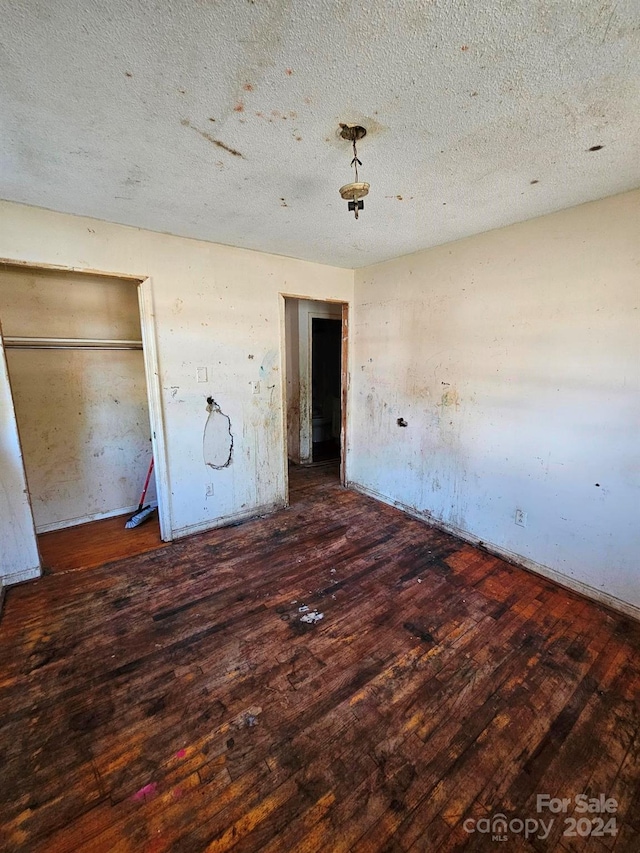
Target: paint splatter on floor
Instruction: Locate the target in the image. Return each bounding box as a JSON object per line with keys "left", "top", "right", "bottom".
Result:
{"left": 131, "top": 782, "right": 158, "bottom": 802}
{"left": 300, "top": 611, "right": 324, "bottom": 624}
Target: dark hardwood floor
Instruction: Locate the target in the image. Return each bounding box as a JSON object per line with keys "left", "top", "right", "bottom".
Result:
{"left": 1, "top": 465, "right": 639, "bottom": 852}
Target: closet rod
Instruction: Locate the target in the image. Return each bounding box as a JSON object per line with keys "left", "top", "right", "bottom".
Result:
{"left": 3, "top": 336, "right": 143, "bottom": 350}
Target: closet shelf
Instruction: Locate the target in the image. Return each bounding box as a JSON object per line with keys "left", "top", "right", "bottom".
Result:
{"left": 3, "top": 336, "right": 143, "bottom": 350}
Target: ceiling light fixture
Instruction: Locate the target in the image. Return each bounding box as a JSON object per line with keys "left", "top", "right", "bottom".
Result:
{"left": 338, "top": 124, "right": 369, "bottom": 220}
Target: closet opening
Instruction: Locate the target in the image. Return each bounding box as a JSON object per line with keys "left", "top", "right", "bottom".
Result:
{"left": 0, "top": 263, "right": 169, "bottom": 574}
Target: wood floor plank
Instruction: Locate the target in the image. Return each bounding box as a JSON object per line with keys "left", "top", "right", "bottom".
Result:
{"left": 1, "top": 463, "right": 639, "bottom": 852}
{"left": 38, "top": 511, "right": 168, "bottom": 574}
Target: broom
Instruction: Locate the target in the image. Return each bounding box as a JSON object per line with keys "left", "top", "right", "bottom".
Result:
{"left": 125, "top": 456, "right": 156, "bottom": 528}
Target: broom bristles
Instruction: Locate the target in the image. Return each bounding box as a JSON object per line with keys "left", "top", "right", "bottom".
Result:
{"left": 124, "top": 505, "right": 156, "bottom": 529}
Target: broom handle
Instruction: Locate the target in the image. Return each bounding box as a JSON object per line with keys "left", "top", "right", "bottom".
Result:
{"left": 138, "top": 457, "right": 154, "bottom": 510}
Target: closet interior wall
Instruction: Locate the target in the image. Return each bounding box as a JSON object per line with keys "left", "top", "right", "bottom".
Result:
{"left": 0, "top": 265, "right": 155, "bottom": 532}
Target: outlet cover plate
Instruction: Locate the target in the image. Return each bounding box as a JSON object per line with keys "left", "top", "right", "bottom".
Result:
{"left": 515, "top": 509, "right": 527, "bottom": 527}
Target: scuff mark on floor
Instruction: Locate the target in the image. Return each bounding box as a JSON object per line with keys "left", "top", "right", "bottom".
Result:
{"left": 403, "top": 622, "right": 434, "bottom": 643}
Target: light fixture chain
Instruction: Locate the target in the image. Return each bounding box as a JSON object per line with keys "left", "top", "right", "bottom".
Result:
{"left": 338, "top": 123, "right": 369, "bottom": 220}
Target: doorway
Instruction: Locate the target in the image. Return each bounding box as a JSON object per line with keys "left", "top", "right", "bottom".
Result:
{"left": 311, "top": 317, "right": 342, "bottom": 463}
{"left": 283, "top": 297, "right": 347, "bottom": 492}
{"left": 0, "top": 264, "right": 169, "bottom": 575}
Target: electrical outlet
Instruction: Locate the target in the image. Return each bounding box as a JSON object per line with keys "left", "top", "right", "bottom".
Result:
{"left": 251, "top": 380, "right": 260, "bottom": 395}
{"left": 205, "top": 483, "right": 214, "bottom": 497}
{"left": 197, "top": 367, "right": 208, "bottom": 383}
{"left": 515, "top": 508, "right": 527, "bottom": 527}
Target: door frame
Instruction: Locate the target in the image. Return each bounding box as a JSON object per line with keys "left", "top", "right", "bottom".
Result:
{"left": 340, "top": 302, "right": 348, "bottom": 483}
{"left": 137, "top": 277, "right": 172, "bottom": 540}
{"left": 0, "top": 316, "right": 42, "bottom": 582}
{"left": 280, "top": 294, "right": 349, "bottom": 499}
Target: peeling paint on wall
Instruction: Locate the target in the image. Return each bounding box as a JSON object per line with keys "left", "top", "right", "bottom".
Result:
{"left": 203, "top": 396, "right": 233, "bottom": 469}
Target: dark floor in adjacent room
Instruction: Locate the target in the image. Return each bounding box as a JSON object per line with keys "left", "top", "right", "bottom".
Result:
{"left": 311, "top": 438, "right": 340, "bottom": 464}
{"left": 1, "top": 465, "right": 639, "bottom": 852}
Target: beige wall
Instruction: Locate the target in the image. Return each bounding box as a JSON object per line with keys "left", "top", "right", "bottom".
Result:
{"left": 0, "top": 267, "right": 140, "bottom": 339}
{"left": 350, "top": 189, "right": 640, "bottom": 614}
{"left": 0, "top": 201, "right": 353, "bottom": 582}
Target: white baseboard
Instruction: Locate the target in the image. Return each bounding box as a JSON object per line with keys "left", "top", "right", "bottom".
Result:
{"left": 171, "top": 499, "right": 285, "bottom": 540}
{"left": 348, "top": 481, "right": 640, "bottom": 623}
{"left": 35, "top": 503, "right": 153, "bottom": 534}
{"left": 2, "top": 564, "right": 42, "bottom": 587}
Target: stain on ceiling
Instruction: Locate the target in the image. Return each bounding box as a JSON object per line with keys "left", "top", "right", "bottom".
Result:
{"left": 1, "top": 0, "right": 639, "bottom": 268}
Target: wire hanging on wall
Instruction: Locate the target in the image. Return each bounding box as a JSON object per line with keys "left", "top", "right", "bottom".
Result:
{"left": 338, "top": 124, "right": 370, "bottom": 220}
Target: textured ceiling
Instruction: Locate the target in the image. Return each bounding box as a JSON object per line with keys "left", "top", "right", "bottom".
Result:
{"left": 1, "top": 0, "right": 639, "bottom": 268}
